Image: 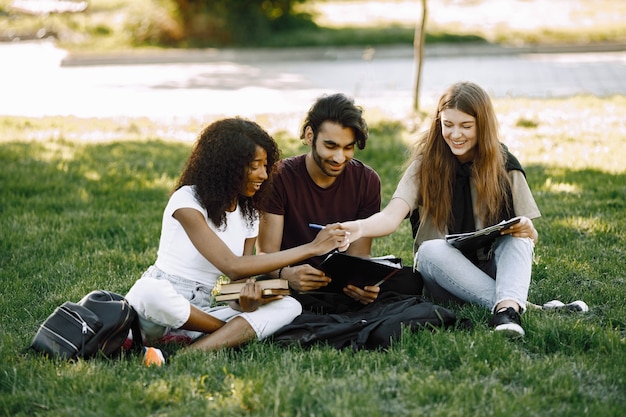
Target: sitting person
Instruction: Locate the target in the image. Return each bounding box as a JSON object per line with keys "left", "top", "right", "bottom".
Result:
{"left": 340, "top": 82, "right": 541, "bottom": 337}
{"left": 125, "top": 118, "right": 348, "bottom": 365}
{"left": 257, "top": 93, "right": 423, "bottom": 314}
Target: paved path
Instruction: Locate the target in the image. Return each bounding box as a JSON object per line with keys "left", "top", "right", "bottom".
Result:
{"left": 1, "top": 40, "right": 625, "bottom": 128}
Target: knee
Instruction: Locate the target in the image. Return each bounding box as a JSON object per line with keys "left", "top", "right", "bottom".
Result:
{"left": 248, "top": 296, "right": 303, "bottom": 340}
{"left": 493, "top": 234, "right": 535, "bottom": 258}
{"left": 261, "top": 296, "right": 302, "bottom": 324}
{"left": 276, "top": 296, "right": 303, "bottom": 320}
{"left": 125, "top": 277, "right": 166, "bottom": 313}
{"left": 416, "top": 239, "right": 450, "bottom": 267}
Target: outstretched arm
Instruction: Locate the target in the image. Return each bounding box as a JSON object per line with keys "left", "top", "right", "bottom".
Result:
{"left": 338, "top": 198, "right": 411, "bottom": 304}
{"left": 341, "top": 198, "right": 412, "bottom": 242}
{"left": 174, "top": 208, "right": 347, "bottom": 280}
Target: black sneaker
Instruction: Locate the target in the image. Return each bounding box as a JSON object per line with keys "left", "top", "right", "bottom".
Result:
{"left": 488, "top": 307, "right": 525, "bottom": 337}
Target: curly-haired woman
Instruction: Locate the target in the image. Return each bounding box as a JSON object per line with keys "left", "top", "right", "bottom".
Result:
{"left": 126, "top": 118, "right": 347, "bottom": 364}
{"left": 340, "top": 82, "right": 540, "bottom": 337}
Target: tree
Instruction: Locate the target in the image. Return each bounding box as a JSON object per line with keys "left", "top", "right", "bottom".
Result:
{"left": 172, "top": 0, "right": 308, "bottom": 46}
{"left": 413, "top": 0, "right": 428, "bottom": 112}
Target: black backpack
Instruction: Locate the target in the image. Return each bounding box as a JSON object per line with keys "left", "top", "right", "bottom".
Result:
{"left": 272, "top": 292, "right": 468, "bottom": 350}
{"left": 30, "top": 290, "right": 142, "bottom": 360}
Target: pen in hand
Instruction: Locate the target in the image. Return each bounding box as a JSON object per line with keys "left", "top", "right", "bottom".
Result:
{"left": 309, "top": 223, "right": 351, "bottom": 252}
{"left": 309, "top": 223, "right": 351, "bottom": 236}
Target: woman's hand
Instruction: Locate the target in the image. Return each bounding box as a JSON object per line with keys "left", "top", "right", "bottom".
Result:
{"left": 501, "top": 216, "right": 538, "bottom": 244}
{"left": 310, "top": 223, "right": 350, "bottom": 254}
{"left": 339, "top": 220, "right": 363, "bottom": 243}
{"left": 237, "top": 278, "right": 284, "bottom": 312}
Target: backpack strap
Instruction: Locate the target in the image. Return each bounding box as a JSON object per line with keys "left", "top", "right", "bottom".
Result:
{"left": 125, "top": 307, "right": 144, "bottom": 353}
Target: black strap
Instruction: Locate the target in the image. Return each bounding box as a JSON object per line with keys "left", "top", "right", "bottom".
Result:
{"left": 129, "top": 313, "right": 144, "bottom": 352}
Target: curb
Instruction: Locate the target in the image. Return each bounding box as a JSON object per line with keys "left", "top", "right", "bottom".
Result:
{"left": 60, "top": 42, "right": 626, "bottom": 67}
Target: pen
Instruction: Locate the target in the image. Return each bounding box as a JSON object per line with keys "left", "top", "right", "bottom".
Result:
{"left": 374, "top": 270, "right": 400, "bottom": 287}
{"left": 309, "top": 223, "right": 351, "bottom": 236}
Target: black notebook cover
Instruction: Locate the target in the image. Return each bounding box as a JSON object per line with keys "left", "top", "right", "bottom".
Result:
{"left": 314, "top": 252, "right": 402, "bottom": 293}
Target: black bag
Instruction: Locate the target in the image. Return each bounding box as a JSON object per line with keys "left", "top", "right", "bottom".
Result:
{"left": 30, "top": 290, "right": 142, "bottom": 360}
{"left": 272, "top": 292, "right": 468, "bottom": 350}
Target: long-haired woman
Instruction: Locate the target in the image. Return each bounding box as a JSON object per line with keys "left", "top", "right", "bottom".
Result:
{"left": 340, "top": 82, "right": 540, "bottom": 337}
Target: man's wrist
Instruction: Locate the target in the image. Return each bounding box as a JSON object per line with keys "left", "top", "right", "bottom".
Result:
{"left": 278, "top": 266, "right": 294, "bottom": 290}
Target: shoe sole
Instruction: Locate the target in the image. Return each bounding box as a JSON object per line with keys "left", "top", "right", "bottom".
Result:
{"left": 494, "top": 323, "right": 525, "bottom": 338}
{"left": 144, "top": 347, "right": 165, "bottom": 367}
{"left": 543, "top": 300, "right": 589, "bottom": 312}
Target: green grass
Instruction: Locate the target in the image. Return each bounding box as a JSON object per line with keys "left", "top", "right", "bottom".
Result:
{"left": 1, "top": 96, "right": 625, "bottom": 416}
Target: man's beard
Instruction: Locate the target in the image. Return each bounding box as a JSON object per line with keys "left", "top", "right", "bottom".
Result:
{"left": 312, "top": 146, "right": 344, "bottom": 178}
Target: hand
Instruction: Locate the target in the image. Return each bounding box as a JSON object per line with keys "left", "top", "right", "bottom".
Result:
{"left": 501, "top": 216, "right": 538, "bottom": 244}
{"left": 339, "top": 220, "right": 363, "bottom": 244}
{"left": 237, "top": 278, "right": 283, "bottom": 312}
{"left": 282, "top": 264, "right": 332, "bottom": 292}
{"left": 311, "top": 223, "right": 350, "bottom": 254}
{"left": 343, "top": 284, "right": 380, "bottom": 305}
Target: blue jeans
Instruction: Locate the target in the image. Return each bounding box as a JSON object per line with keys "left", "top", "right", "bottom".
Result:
{"left": 415, "top": 235, "right": 534, "bottom": 313}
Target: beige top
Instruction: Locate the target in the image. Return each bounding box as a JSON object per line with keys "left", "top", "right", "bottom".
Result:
{"left": 392, "top": 158, "right": 541, "bottom": 254}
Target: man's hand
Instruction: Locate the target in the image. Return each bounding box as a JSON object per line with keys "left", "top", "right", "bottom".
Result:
{"left": 282, "top": 264, "right": 332, "bottom": 292}
{"left": 343, "top": 284, "right": 380, "bottom": 305}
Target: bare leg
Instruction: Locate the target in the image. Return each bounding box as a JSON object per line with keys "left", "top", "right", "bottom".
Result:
{"left": 181, "top": 304, "right": 225, "bottom": 333}
{"left": 189, "top": 317, "right": 256, "bottom": 351}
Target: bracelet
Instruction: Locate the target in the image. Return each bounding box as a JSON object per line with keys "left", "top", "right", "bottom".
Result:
{"left": 278, "top": 267, "right": 285, "bottom": 279}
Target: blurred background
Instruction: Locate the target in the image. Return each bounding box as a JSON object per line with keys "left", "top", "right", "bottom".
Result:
{"left": 2, "top": 0, "right": 625, "bottom": 50}
{"left": 1, "top": 0, "right": 625, "bottom": 137}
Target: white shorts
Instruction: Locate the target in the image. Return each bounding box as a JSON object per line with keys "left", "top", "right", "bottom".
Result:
{"left": 125, "top": 265, "right": 302, "bottom": 341}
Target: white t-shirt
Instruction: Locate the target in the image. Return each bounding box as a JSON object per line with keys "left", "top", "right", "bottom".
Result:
{"left": 154, "top": 185, "right": 258, "bottom": 287}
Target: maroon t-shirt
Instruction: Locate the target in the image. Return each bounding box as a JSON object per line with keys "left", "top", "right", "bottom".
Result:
{"left": 262, "top": 154, "right": 381, "bottom": 268}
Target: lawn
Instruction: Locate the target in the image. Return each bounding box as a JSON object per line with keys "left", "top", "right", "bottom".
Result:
{"left": 0, "top": 95, "right": 624, "bottom": 416}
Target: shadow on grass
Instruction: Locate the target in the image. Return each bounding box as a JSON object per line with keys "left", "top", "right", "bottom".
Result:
{"left": 1, "top": 139, "right": 624, "bottom": 342}
{"left": 1, "top": 139, "right": 625, "bottom": 417}
{"left": 1, "top": 140, "right": 190, "bottom": 330}
{"left": 523, "top": 165, "right": 626, "bottom": 329}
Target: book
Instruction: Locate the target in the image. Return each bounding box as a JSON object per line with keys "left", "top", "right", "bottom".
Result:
{"left": 445, "top": 217, "right": 521, "bottom": 252}
{"left": 214, "top": 278, "right": 289, "bottom": 302}
{"left": 214, "top": 288, "right": 290, "bottom": 302}
{"left": 314, "top": 252, "right": 403, "bottom": 293}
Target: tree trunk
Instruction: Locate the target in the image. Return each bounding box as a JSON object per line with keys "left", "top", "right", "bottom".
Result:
{"left": 413, "top": 0, "right": 428, "bottom": 112}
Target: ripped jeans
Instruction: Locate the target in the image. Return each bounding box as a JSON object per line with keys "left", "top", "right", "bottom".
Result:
{"left": 415, "top": 235, "right": 534, "bottom": 313}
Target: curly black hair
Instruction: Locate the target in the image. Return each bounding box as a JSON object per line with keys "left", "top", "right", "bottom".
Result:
{"left": 175, "top": 118, "right": 280, "bottom": 229}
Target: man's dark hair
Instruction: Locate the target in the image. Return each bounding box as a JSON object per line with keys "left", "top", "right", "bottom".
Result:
{"left": 300, "top": 93, "right": 368, "bottom": 150}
